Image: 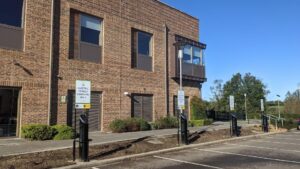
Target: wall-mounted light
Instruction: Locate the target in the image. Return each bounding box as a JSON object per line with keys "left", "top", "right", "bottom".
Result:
{"left": 124, "top": 92, "right": 129, "bottom": 96}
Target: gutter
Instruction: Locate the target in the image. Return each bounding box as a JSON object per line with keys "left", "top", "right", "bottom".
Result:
{"left": 48, "top": 0, "right": 55, "bottom": 125}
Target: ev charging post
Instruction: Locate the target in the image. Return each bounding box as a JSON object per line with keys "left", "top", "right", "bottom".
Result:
{"left": 73, "top": 80, "right": 91, "bottom": 162}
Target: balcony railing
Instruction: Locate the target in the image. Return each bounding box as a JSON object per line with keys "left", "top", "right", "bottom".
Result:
{"left": 176, "top": 62, "right": 206, "bottom": 82}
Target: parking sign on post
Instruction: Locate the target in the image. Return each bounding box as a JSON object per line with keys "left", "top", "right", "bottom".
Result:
{"left": 229, "top": 95, "right": 234, "bottom": 111}
{"left": 261, "top": 99, "right": 264, "bottom": 112}
{"left": 177, "top": 90, "right": 185, "bottom": 110}
{"left": 75, "top": 80, "right": 91, "bottom": 109}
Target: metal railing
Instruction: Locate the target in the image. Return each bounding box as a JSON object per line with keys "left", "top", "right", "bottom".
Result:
{"left": 267, "top": 114, "right": 285, "bottom": 130}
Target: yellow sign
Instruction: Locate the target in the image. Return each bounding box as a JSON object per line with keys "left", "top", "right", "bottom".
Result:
{"left": 83, "top": 104, "right": 91, "bottom": 109}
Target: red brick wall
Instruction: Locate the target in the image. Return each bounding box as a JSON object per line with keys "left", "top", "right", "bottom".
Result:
{"left": 55, "top": 0, "right": 202, "bottom": 131}
{"left": 0, "top": 0, "right": 52, "bottom": 130}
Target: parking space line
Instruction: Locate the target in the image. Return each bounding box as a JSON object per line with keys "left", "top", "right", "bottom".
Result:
{"left": 195, "top": 148, "right": 300, "bottom": 164}
{"left": 250, "top": 140, "right": 300, "bottom": 145}
{"left": 265, "top": 136, "right": 300, "bottom": 141}
{"left": 224, "top": 143, "right": 300, "bottom": 153}
{"left": 153, "top": 155, "right": 224, "bottom": 169}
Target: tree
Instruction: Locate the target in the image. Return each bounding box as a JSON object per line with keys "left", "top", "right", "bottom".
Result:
{"left": 284, "top": 90, "right": 300, "bottom": 114}
{"left": 212, "top": 73, "right": 269, "bottom": 114}
{"left": 209, "top": 79, "right": 224, "bottom": 111}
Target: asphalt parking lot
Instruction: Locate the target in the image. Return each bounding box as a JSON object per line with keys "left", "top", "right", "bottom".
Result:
{"left": 89, "top": 131, "right": 300, "bottom": 169}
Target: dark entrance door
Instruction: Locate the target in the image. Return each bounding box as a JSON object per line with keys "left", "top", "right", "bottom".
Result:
{"left": 67, "top": 91, "right": 101, "bottom": 132}
{"left": 0, "top": 88, "right": 19, "bottom": 137}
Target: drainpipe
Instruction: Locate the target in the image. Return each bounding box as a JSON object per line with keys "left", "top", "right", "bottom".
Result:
{"left": 48, "top": 0, "right": 55, "bottom": 125}
{"left": 164, "top": 24, "right": 170, "bottom": 116}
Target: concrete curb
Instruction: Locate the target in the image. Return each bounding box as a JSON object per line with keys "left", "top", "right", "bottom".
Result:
{"left": 55, "top": 130, "right": 287, "bottom": 169}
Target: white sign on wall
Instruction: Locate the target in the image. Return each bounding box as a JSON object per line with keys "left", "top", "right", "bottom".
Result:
{"left": 229, "top": 95, "right": 234, "bottom": 111}
{"left": 75, "top": 80, "right": 91, "bottom": 109}
{"left": 177, "top": 90, "right": 185, "bottom": 110}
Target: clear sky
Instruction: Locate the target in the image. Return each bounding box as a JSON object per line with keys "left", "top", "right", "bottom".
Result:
{"left": 162, "top": 0, "right": 300, "bottom": 101}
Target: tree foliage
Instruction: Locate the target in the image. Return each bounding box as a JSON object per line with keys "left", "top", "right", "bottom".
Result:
{"left": 284, "top": 90, "right": 300, "bottom": 114}
{"left": 209, "top": 73, "right": 269, "bottom": 114}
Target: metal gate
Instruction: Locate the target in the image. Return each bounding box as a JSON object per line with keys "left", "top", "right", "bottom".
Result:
{"left": 67, "top": 91, "right": 101, "bottom": 131}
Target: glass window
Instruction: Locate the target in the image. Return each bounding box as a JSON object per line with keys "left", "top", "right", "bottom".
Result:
{"left": 192, "top": 47, "right": 201, "bottom": 65}
{"left": 80, "top": 14, "right": 101, "bottom": 45}
{"left": 0, "top": 0, "right": 23, "bottom": 27}
{"left": 138, "top": 32, "right": 152, "bottom": 56}
{"left": 183, "top": 45, "right": 192, "bottom": 63}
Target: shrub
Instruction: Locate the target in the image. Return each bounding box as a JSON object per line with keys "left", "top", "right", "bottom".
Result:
{"left": 138, "top": 118, "right": 151, "bottom": 131}
{"left": 52, "top": 125, "right": 74, "bottom": 140}
{"left": 153, "top": 117, "right": 178, "bottom": 129}
{"left": 109, "top": 118, "right": 151, "bottom": 133}
{"left": 109, "top": 119, "right": 127, "bottom": 133}
{"left": 189, "top": 120, "right": 204, "bottom": 127}
{"left": 204, "top": 119, "right": 213, "bottom": 125}
{"left": 190, "top": 96, "right": 207, "bottom": 120}
{"left": 21, "top": 124, "right": 55, "bottom": 141}
{"left": 189, "top": 119, "right": 213, "bottom": 127}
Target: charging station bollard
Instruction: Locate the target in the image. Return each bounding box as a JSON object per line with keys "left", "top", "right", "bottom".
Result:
{"left": 79, "top": 114, "right": 89, "bottom": 162}
{"left": 180, "top": 114, "right": 189, "bottom": 145}
{"left": 262, "top": 115, "right": 269, "bottom": 133}
{"left": 231, "top": 114, "right": 240, "bottom": 136}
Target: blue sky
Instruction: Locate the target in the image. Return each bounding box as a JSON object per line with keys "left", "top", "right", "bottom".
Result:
{"left": 162, "top": 0, "right": 300, "bottom": 101}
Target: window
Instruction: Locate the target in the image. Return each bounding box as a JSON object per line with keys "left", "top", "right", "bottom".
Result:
{"left": 182, "top": 46, "right": 203, "bottom": 65}
{"left": 69, "top": 12, "right": 102, "bottom": 63}
{"left": 80, "top": 14, "right": 101, "bottom": 45}
{"left": 0, "top": 0, "right": 24, "bottom": 27}
{"left": 132, "top": 94, "right": 153, "bottom": 122}
{"left": 132, "top": 29, "right": 153, "bottom": 71}
{"left": 138, "top": 32, "right": 152, "bottom": 56}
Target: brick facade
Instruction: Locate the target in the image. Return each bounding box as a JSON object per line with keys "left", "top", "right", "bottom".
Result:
{"left": 0, "top": 0, "right": 205, "bottom": 134}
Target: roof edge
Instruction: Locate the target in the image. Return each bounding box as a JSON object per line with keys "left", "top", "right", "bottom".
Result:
{"left": 154, "top": 0, "right": 199, "bottom": 21}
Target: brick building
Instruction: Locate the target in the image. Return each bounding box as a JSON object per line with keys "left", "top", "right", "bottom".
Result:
{"left": 0, "top": 0, "right": 206, "bottom": 137}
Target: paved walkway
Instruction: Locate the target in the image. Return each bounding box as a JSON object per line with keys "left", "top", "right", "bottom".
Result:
{"left": 0, "top": 120, "right": 259, "bottom": 157}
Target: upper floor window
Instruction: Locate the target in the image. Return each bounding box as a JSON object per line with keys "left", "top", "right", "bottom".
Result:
{"left": 0, "top": 0, "right": 24, "bottom": 27}
{"left": 132, "top": 29, "right": 153, "bottom": 71}
{"left": 69, "top": 11, "right": 102, "bottom": 63}
{"left": 138, "top": 32, "right": 152, "bottom": 56}
{"left": 80, "top": 14, "right": 102, "bottom": 45}
{"left": 182, "top": 45, "right": 204, "bottom": 66}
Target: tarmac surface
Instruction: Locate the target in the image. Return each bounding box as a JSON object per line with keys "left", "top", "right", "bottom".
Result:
{"left": 89, "top": 131, "right": 300, "bottom": 169}
{"left": 0, "top": 121, "right": 258, "bottom": 157}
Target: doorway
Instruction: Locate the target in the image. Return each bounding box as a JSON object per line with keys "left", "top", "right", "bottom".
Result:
{"left": 0, "top": 88, "right": 20, "bottom": 137}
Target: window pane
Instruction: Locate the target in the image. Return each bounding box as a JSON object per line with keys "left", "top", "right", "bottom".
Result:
{"left": 138, "top": 32, "right": 152, "bottom": 56}
{"left": 81, "top": 15, "right": 101, "bottom": 31}
{"left": 0, "top": 0, "right": 23, "bottom": 27}
{"left": 81, "top": 27, "right": 100, "bottom": 45}
{"left": 192, "top": 47, "right": 201, "bottom": 65}
{"left": 183, "top": 45, "right": 191, "bottom": 63}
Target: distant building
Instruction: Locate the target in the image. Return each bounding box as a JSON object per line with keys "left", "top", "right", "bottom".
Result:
{"left": 0, "top": 0, "right": 206, "bottom": 137}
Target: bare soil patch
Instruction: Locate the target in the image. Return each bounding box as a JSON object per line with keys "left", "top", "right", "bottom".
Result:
{"left": 0, "top": 126, "right": 262, "bottom": 169}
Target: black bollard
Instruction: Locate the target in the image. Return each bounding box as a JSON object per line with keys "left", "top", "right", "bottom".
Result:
{"left": 180, "top": 114, "right": 189, "bottom": 145}
{"left": 79, "top": 113, "right": 89, "bottom": 162}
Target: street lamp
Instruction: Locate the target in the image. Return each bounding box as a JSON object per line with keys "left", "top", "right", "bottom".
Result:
{"left": 276, "top": 94, "right": 281, "bottom": 119}
{"left": 244, "top": 93, "right": 248, "bottom": 124}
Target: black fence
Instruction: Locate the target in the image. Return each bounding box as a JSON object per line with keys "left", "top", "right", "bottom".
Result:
{"left": 206, "top": 110, "right": 245, "bottom": 121}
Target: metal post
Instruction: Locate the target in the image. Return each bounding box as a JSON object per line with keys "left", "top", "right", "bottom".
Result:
{"left": 179, "top": 49, "right": 183, "bottom": 145}
{"left": 277, "top": 95, "right": 281, "bottom": 119}
{"left": 244, "top": 93, "right": 248, "bottom": 124}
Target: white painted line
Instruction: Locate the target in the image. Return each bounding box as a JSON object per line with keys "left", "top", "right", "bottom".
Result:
{"left": 153, "top": 155, "right": 224, "bottom": 169}
{"left": 91, "top": 167, "right": 100, "bottom": 169}
{"left": 250, "top": 140, "right": 300, "bottom": 146}
{"left": 265, "top": 136, "right": 300, "bottom": 141}
{"left": 195, "top": 148, "right": 300, "bottom": 164}
{"left": 224, "top": 143, "right": 300, "bottom": 153}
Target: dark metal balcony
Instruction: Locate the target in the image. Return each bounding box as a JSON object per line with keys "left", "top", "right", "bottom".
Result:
{"left": 176, "top": 62, "right": 206, "bottom": 82}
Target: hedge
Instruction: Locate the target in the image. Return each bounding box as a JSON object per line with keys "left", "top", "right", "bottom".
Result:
{"left": 21, "top": 124, "right": 55, "bottom": 141}
{"left": 109, "top": 118, "right": 151, "bottom": 133}
{"left": 152, "top": 117, "right": 178, "bottom": 129}
{"left": 52, "top": 125, "right": 74, "bottom": 140}
{"left": 189, "top": 119, "right": 213, "bottom": 127}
